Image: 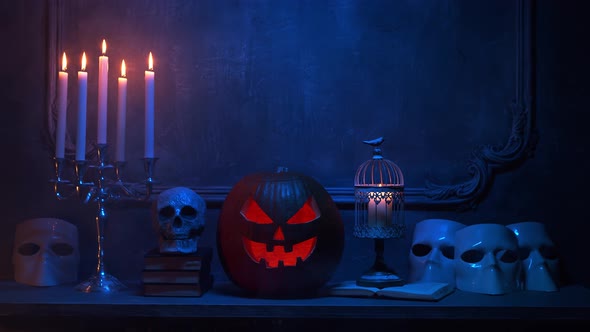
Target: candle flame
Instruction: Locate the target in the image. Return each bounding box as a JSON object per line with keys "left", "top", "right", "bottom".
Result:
{"left": 121, "top": 59, "right": 126, "bottom": 77}
{"left": 81, "top": 52, "right": 87, "bottom": 71}
{"left": 102, "top": 39, "right": 107, "bottom": 55}
{"left": 61, "top": 52, "right": 67, "bottom": 71}
{"left": 148, "top": 52, "right": 153, "bottom": 71}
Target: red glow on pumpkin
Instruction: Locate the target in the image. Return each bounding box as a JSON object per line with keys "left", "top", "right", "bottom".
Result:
{"left": 240, "top": 196, "right": 320, "bottom": 267}
{"left": 273, "top": 227, "right": 285, "bottom": 240}
{"left": 287, "top": 197, "right": 320, "bottom": 224}
{"left": 240, "top": 198, "right": 273, "bottom": 224}
{"left": 242, "top": 236, "right": 317, "bottom": 268}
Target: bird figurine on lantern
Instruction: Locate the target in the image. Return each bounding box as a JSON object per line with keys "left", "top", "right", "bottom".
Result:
{"left": 353, "top": 136, "right": 406, "bottom": 288}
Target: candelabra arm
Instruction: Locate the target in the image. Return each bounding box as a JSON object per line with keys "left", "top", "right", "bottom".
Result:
{"left": 51, "top": 157, "right": 76, "bottom": 200}
{"left": 73, "top": 160, "right": 94, "bottom": 200}
{"left": 113, "top": 161, "right": 137, "bottom": 197}
{"left": 143, "top": 157, "right": 158, "bottom": 200}
{"left": 84, "top": 187, "right": 97, "bottom": 204}
{"left": 112, "top": 158, "right": 158, "bottom": 201}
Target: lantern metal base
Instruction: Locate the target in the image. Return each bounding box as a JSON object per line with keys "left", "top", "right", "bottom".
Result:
{"left": 356, "top": 266, "right": 405, "bottom": 289}
{"left": 356, "top": 238, "right": 405, "bottom": 289}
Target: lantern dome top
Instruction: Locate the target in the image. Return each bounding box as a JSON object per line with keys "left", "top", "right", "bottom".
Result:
{"left": 354, "top": 137, "right": 404, "bottom": 188}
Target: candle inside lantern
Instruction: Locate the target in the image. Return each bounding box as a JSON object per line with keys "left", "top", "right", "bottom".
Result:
{"left": 76, "top": 52, "right": 88, "bottom": 161}
{"left": 144, "top": 52, "right": 155, "bottom": 158}
{"left": 367, "top": 190, "right": 392, "bottom": 227}
{"left": 97, "top": 39, "right": 108, "bottom": 144}
{"left": 56, "top": 52, "right": 68, "bottom": 159}
{"left": 116, "top": 60, "right": 127, "bottom": 162}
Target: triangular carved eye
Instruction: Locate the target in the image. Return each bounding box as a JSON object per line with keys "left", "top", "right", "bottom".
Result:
{"left": 240, "top": 197, "right": 273, "bottom": 224}
{"left": 287, "top": 197, "right": 320, "bottom": 224}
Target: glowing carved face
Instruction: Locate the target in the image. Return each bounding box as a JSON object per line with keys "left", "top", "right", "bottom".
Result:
{"left": 240, "top": 196, "right": 319, "bottom": 268}
{"left": 216, "top": 170, "right": 345, "bottom": 298}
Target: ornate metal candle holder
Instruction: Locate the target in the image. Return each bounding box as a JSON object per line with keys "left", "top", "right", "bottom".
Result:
{"left": 51, "top": 143, "right": 157, "bottom": 293}
{"left": 353, "top": 137, "right": 405, "bottom": 288}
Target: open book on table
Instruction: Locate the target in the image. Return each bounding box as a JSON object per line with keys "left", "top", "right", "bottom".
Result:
{"left": 325, "top": 280, "right": 454, "bottom": 301}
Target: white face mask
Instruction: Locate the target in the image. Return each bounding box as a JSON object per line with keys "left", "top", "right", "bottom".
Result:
{"left": 408, "top": 219, "right": 465, "bottom": 287}
{"left": 507, "top": 221, "right": 559, "bottom": 292}
{"left": 12, "top": 218, "right": 80, "bottom": 287}
{"left": 455, "top": 223, "right": 522, "bottom": 295}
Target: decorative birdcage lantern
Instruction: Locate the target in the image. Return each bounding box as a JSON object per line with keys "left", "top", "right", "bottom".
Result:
{"left": 353, "top": 137, "right": 406, "bottom": 288}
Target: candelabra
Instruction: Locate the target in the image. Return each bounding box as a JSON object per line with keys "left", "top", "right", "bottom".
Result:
{"left": 51, "top": 143, "right": 157, "bottom": 293}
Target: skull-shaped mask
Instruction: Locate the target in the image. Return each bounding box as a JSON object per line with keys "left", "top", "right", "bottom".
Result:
{"left": 152, "top": 187, "right": 206, "bottom": 254}
{"left": 408, "top": 218, "right": 465, "bottom": 287}
{"left": 455, "top": 223, "right": 522, "bottom": 295}
{"left": 507, "top": 221, "right": 559, "bottom": 292}
{"left": 12, "top": 218, "right": 80, "bottom": 287}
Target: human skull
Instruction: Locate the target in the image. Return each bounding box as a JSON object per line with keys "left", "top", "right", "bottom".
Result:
{"left": 12, "top": 218, "right": 80, "bottom": 287}
{"left": 408, "top": 218, "right": 465, "bottom": 287}
{"left": 152, "top": 187, "right": 206, "bottom": 254}
{"left": 507, "top": 221, "right": 559, "bottom": 292}
{"left": 455, "top": 223, "right": 522, "bottom": 295}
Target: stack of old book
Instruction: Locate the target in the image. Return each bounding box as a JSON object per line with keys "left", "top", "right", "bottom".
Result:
{"left": 141, "top": 246, "right": 213, "bottom": 297}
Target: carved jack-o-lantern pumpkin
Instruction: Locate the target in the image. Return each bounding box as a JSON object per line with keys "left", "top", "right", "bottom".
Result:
{"left": 217, "top": 168, "right": 345, "bottom": 298}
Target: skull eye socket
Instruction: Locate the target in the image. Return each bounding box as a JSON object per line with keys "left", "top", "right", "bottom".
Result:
{"left": 17, "top": 243, "right": 40, "bottom": 256}
{"left": 180, "top": 206, "right": 197, "bottom": 219}
{"left": 159, "top": 206, "right": 175, "bottom": 219}
{"left": 241, "top": 198, "right": 273, "bottom": 224}
{"left": 286, "top": 197, "right": 320, "bottom": 225}
{"left": 460, "top": 249, "right": 484, "bottom": 263}
{"left": 51, "top": 243, "right": 74, "bottom": 256}
{"left": 440, "top": 245, "right": 455, "bottom": 259}
{"left": 411, "top": 244, "right": 432, "bottom": 257}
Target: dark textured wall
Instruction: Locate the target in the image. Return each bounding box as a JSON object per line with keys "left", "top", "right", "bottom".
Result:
{"left": 1, "top": 0, "right": 589, "bottom": 291}
{"left": 56, "top": 0, "right": 516, "bottom": 189}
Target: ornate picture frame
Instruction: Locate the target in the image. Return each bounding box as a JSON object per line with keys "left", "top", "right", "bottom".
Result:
{"left": 44, "top": 0, "right": 537, "bottom": 210}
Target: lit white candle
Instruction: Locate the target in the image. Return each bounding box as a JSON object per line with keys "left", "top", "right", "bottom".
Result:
{"left": 367, "top": 190, "right": 391, "bottom": 227}
{"left": 116, "top": 60, "right": 127, "bottom": 162}
{"left": 56, "top": 52, "right": 68, "bottom": 159}
{"left": 97, "top": 39, "right": 109, "bottom": 144}
{"left": 144, "top": 52, "right": 155, "bottom": 158}
{"left": 76, "top": 52, "right": 88, "bottom": 161}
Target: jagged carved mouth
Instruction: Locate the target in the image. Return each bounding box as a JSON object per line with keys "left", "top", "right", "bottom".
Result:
{"left": 242, "top": 236, "right": 317, "bottom": 268}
